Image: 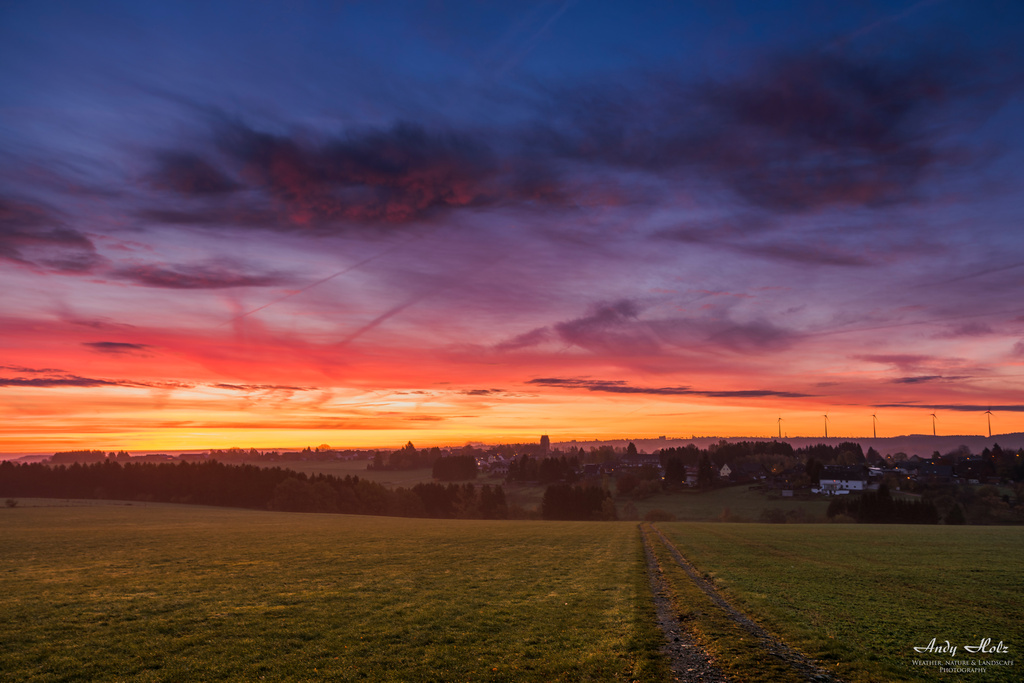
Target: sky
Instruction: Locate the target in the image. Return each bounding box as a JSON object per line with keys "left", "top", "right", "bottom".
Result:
{"left": 2, "top": 0, "right": 1024, "bottom": 453}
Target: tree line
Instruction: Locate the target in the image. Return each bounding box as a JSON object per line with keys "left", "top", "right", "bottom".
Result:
{"left": 826, "top": 484, "right": 939, "bottom": 524}
{"left": 0, "top": 460, "right": 508, "bottom": 520}
{"left": 432, "top": 455, "right": 478, "bottom": 481}
{"left": 505, "top": 455, "right": 580, "bottom": 484}
{"left": 540, "top": 484, "right": 616, "bottom": 521}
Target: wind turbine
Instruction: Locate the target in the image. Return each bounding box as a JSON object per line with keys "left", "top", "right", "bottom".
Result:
{"left": 823, "top": 413, "right": 829, "bottom": 439}
{"left": 985, "top": 409, "right": 993, "bottom": 438}
{"left": 872, "top": 413, "right": 878, "bottom": 439}
{"left": 930, "top": 413, "right": 937, "bottom": 437}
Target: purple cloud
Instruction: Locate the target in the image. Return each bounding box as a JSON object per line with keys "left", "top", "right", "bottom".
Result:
{"left": 150, "top": 152, "right": 241, "bottom": 195}
{"left": 494, "top": 326, "right": 554, "bottom": 352}
{"left": 537, "top": 50, "right": 988, "bottom": 214}
{"left": 553, "top": 299, "right": 661, "bottom": 354}
{"left": 112, "top": 261, "right": 289, "bottom": 289}
{"left": 213, "top": 383, "right": 309, "bottom": 392}
{"left": 0, "top": 375, "right": 119, "bottom": 388}
{"left": 0, "top": 365, "right": 67, "bottom": 374}
{"left": 892, "top": 375, "right": 945, "bottom": 384}
{"left": 462, "top": 388, "right": 505, "bottom": 396}
{"left": 527, "top": 377, "right": 808, "bottom": 399}
{"left": 83, "top": 342, "right": 152, "bottom": 354}
{"left": 0, "top": 197, "right": 104, "bottom": 273}
{"left": 874, "top": 403, "right": 1024, "bottom": 412}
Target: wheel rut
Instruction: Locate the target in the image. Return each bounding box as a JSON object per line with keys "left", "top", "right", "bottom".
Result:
{"left": 642, "top": 523, "right": 844, "bottom": 683}
{"left": 641, "top": 524, "right": 728, "bottom": 682}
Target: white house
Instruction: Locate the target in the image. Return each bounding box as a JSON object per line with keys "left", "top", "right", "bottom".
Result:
{"left": 814, "top": 465, "right": 868, "bottom": 495}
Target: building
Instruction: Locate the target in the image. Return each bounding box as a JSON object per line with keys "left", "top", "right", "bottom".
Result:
{"left": 815, "top": 465, "right": 868, "bottom": 495}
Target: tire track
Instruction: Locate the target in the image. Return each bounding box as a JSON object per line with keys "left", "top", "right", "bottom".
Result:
{"left": 640, "top": 524, "right": 728, "bottom": 682}
{"left": 646, "top": 524, "right": 843, "bottom": 683}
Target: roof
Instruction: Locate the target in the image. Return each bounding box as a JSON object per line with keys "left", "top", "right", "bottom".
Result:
{"left": 819, "top": 465, "right": 868, "bottom": 481}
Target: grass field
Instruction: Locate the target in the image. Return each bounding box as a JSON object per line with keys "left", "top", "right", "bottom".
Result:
{"left": 628, "top": 484, "right": 831, "bottom": 522}
{"left": 3, "top": 502, "right": 1021, "bottom": 682}
{"left": 656, "top": 523, "right": 1024, "bottom": 682}
{"left": 0, "top": 503, "right": 665, "bottom": 682}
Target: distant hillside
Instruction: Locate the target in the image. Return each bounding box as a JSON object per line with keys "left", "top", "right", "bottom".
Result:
{"left": 555, "top": 433, "right": 1024, "bottom": 458}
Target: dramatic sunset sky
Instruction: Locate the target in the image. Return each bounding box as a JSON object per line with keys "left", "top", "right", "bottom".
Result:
{"left": 2, "top": 1, "right": 1024, "bottom": 453}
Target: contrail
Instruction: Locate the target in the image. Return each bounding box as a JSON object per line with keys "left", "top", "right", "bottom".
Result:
{"left": 494, "top": 0, "right": 577, "bottom": 77}
{"left": 334, "top": 253, "right": 507, "bottom": 347}
{"left": 222, "top": 236, "right": 421, "bottom": 327}
{"left": 919, "top": 261, "right": 1024, "bottom": 288}
{"left": 335, "top": 292, "right": 435, "bottom": 348}
{"left": 829, "top": 0, "right": 947, "bottom": 50}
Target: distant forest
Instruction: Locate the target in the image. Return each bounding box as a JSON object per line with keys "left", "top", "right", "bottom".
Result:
{"left": 5, "top": 436, "right": 1023, "bottom": 524}
{"left": 0, "top": 461, "right": 512, "bottom": 520}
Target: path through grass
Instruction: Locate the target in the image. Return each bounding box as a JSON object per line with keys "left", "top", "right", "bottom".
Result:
{"left": 656, "top": 523, "right": 1024, "bottom": 682}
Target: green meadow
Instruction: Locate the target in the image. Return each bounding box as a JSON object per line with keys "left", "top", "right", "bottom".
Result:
{"left": 627, "top": 484, "right": 831, "bottom": 522}
{"left": 656, "top": 523, "right": 1024, "bottom": 682}
{"left": 2, "top": 502, "right": 1021, "bottom": 682}
{"left": 0, "top": 503, "right": 665, "bottom": 682}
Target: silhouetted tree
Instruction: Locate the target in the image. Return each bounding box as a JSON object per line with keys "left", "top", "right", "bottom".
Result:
{"left": 697, "top": 454, "right": 715, "bottom": 489}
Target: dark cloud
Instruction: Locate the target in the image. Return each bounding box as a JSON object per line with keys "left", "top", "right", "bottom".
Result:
{"left": 150, "top": 152, "right": 241, "bottom": 195}
{"left": 112, "top": 261, "right": 288, "bottom": 289}
{"left": 934, "top": 322, "right": 996, "bottom": 339}
{"left": 136, "top": 43, "right": 1004, "bottom": 238}
{"left": 690, "top": 52, "right": 954, "bottom": 211}
{"left": 542, "top": 299, "right": 799, "bottom": 357}
{"left": 64, "top": 317, "right": 137, "bottom": 331}
{"left": 0, "top": 373, "right": 194, "bottom": 389}
{"left": 875, "top": 403, "right": 1024, "bottom": 413}
{"left": 532, "top": 49, "right": 991, "bottom": 213}
{"left": 0, "top": 374, "right": 119, "bottom": 388}
{"left": 527, "top": 377, "right": 808, "bottom": 399}
{"left": 83, "top": 342, "right": 152, "bottom": 354}
{"left": 700, "top": 319, "right": 797, "bottom": 353}
{"left": 892, "top": 375, "right": 944, "bottom": 384}
{"left": 494, "top": 326, "right": 553, "bottom": 352}
{"left": 554, "top": 299, "right": 661, "bottom": 354}
{"left": 152, "top": 120, "right": 526, "bottom": 229}
{"left": 854, "top": 354, "right": 936, "bottom": 371}
{"left": 462, "top": 388, "right": 504, "bottom": 396}
{"left": 0, "top": 197, "right": 104, "bottom": 273}
{"left": 213, "top": 383, "right": 309, "bottom": 392}
{"left": 0, "top": 365, "right": 66, "bottom": 374}
{"left": 140, "top": 119, "right": 568, "bottom": 230}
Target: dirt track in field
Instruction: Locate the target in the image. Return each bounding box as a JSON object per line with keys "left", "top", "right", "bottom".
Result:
{"left": 641, "top": 523, "right": 843, "bottom": 683}
{"left": 642, "top": 524, "right": 728, "bottom": 681}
